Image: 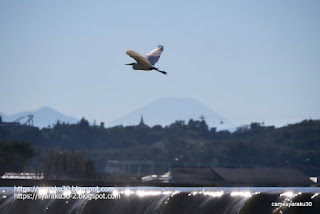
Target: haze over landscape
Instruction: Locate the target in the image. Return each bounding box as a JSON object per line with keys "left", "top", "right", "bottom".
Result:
{"left": 0, "top": 98, "right": 237, "bottom": 130}
{"left": 0, "top": 1, "right": 319, "bottom": 128}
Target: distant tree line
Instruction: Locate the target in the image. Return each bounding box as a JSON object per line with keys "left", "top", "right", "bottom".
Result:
{"left": 0, "top": 118, "right": 320, "bottom": 176}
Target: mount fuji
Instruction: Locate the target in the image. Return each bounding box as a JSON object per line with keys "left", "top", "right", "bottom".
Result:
{"left": 108, "top": 98, "right": 237, "bottom": 131}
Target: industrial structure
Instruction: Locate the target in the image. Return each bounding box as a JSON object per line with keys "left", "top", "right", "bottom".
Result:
{"left": 0, "top": 115, "right": 34, "bottom": 127}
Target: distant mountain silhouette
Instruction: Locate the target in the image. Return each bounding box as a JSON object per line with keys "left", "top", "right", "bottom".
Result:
{"left": 108, "top": 98, "right": 237, "bottom": 131}
{"left": 0, "top": 106, "right": 78, "bottom": 128}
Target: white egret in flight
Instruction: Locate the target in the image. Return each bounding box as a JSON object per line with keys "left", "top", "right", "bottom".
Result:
{"left": 125, "top": 45, "right": 167, "bottom": 75}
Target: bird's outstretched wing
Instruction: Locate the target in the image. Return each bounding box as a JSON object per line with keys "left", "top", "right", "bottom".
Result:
{"left": 145, "top": 45, "right": 164, "bottom": 65}
{"left": 126, "top": 49, "right": 152, "bottom": 66}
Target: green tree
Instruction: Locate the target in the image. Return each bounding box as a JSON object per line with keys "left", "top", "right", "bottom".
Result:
{"left": 42, "top": 150, "right": 96, "bottom": 180}
{"left": 0, "top": 141, "right": 34, "bottom": 175}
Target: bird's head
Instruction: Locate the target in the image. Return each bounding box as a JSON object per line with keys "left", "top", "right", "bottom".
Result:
{"left": 125, "top": 63, "right": 135, "bottom": 65}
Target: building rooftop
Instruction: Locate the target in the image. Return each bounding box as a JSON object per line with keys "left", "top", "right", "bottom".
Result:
{"left": 211, "top": 167, "right": 312, "bottom": 186}
{"left": 169, "top": 167, "right": 312, "bottom": 186}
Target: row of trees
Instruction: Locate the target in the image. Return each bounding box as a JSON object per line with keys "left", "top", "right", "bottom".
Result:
{"left": 0, "top": 141, "right": 34, "bottom": 176}
{"left": 0, "top": 140, "right": 96, "bottom": 180}
{"left": 0, "top": 118, "right": 216, "bottom": 149}
{"left": 42, "top": 150, "right": 96, "bottom": 180}
{"left": 0, "top": 119, "right": 320, "bottom": 176}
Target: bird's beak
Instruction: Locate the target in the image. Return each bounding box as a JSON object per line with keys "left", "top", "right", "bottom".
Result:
{"left": 125, "top": 63, "right": 133, "bottom": 65}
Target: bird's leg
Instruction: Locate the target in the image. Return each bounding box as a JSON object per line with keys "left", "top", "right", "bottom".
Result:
{"left": 157, "top": 70, "right": 167, "bottom": 75}
{"left": 153, "top": 67, "right": 167, "bottom": 75}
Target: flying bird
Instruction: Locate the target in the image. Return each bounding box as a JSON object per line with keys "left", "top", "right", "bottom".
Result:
{"left": 125, "top": 45, "right": 167, "bottom": 75}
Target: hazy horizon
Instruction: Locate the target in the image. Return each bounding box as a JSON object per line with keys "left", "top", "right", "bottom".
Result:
{"left": 0, "top": 97, "right": 316, "bottom": 128}
{"left": 1, "top": 1, "right": 319, "bottom": 127}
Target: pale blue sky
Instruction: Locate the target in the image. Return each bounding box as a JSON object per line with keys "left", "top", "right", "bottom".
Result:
{"left": 1, "top": 0, "right": 319, "bottom": 126}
